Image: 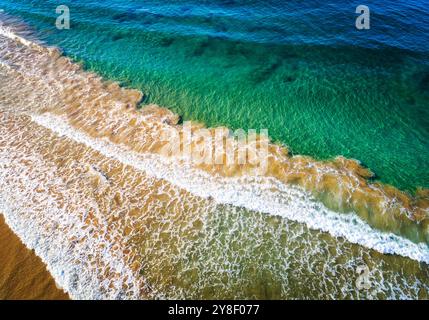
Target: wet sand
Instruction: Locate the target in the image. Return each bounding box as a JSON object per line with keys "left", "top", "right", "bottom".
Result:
{"left": 0, "top": 214, "right": 68, "bottom": 300}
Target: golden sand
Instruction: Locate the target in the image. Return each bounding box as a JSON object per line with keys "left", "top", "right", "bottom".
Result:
{"left": 0, "top": 214, "right": 68, "bottom": 299}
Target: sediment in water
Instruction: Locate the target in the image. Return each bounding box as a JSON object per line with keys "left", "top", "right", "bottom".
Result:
{"left": 0, "top": 15, "right": 428, "bottom": 299}
{"left": 1, "top": 15, "right": 427, "bottom": 245}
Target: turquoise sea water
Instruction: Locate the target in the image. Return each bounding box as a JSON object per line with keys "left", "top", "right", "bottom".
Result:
{"left": 1, "top": 0, "right": 428, "bottom": 192}
{"left": 1, "top": 1, "right": 429, "bottom": 299}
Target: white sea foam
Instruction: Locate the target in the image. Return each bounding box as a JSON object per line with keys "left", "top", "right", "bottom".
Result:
{"left": 0, "top": 11, "right": 427, "bottom": 300}
{"left": 0, "top": 150, "right": 145, "bottom": 300}
{"left": 32, "top": 113, "right": 429, "bottom": 265}
{"left": 0, "top": 24, "right": 36, "bottom": 49}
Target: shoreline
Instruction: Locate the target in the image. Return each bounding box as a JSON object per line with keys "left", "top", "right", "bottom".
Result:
{"left": 0, "top": 12, "right": 428, "bottom": 246}
{"left": 0, "top": 14, "right": 428, "bottom": 299}
{"left": 0, "top": 214, "right": 69, "bottom": 300}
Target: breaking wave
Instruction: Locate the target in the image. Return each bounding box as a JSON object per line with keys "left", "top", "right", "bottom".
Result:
{"left": 0, "top": 15, "right": 428, "bottom": 299}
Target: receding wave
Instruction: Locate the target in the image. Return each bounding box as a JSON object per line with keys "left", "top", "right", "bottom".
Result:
{"left": 0, "top": 15, "right": 428, "bottom": 299}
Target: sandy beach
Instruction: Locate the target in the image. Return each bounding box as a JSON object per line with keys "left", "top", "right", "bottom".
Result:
{"left": 0, "top": 214, "right": 68, "bottom": 300}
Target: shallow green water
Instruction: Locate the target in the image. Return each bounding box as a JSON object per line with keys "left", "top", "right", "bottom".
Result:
{"left": 1, "top": 2, "right": 429, "bottom": 299}
{"left": 1, "top": 0, "right": 428, "bottom": 192}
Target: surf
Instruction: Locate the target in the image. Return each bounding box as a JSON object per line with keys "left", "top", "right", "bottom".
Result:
{"left": 0, "top": 15, "right": 428, "bottom": 299}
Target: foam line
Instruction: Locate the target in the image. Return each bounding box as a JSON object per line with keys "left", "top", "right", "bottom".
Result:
{"left": 32, "top": 113, "right": 429, "bottom": 264}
